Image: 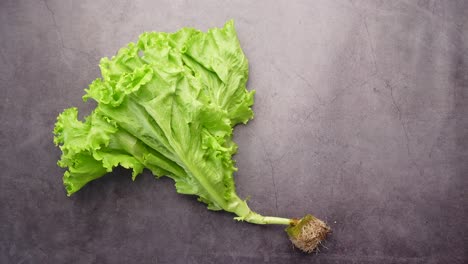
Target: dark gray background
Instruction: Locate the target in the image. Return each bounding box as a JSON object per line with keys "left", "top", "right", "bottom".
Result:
{"left": 1, "top": 0, "right": 467, "bottom": 263}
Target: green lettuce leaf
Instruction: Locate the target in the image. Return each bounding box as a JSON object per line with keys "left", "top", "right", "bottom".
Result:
{"left": 54, "top": 20, "right": 254, "bottom": 212}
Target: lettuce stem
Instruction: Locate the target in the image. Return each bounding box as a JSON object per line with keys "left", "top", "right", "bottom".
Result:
{"left": 230, "top": 196, "right": 291, "bottom": 225}
{"left": 245, "top": 215, "right": 292, "bottom": 225}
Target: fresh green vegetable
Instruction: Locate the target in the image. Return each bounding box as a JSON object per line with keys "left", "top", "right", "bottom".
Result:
{"left": 53, "top": 20, "right": 329, "bottom": 252}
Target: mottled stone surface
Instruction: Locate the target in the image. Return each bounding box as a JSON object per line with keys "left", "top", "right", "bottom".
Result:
{"left": 1, "top": 0, "right": 467, "bottom": 263}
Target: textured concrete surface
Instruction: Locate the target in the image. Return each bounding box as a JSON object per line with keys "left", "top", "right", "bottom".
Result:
{"left": 1, "top": 0, "right": 467, "bottom": 263}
